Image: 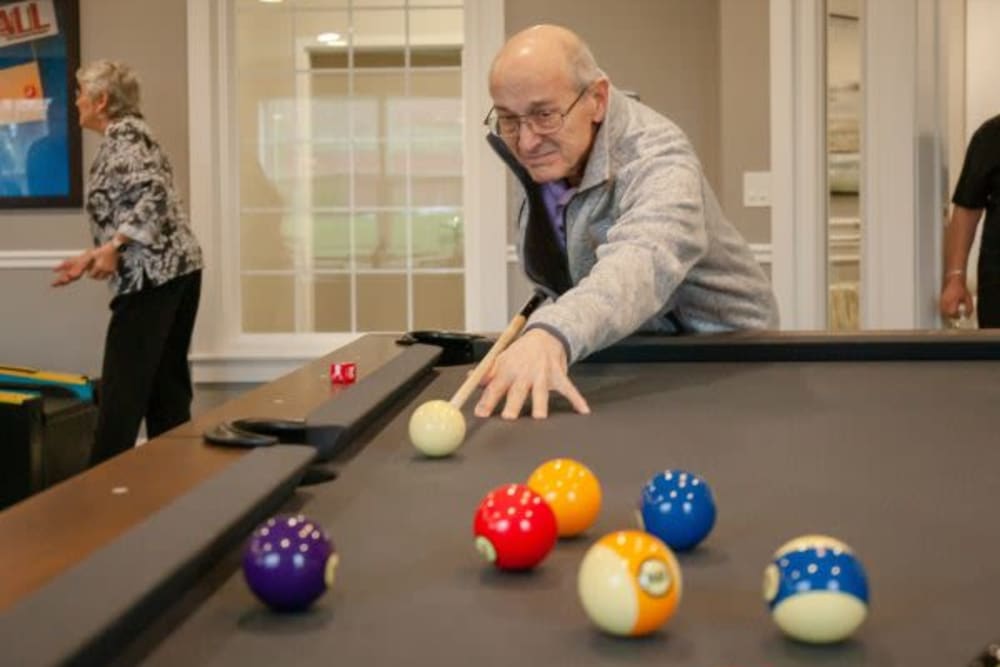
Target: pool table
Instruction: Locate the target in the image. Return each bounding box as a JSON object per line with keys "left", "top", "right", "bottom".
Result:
{"left": 2, "top": 331, "right": 1000, "bottom": 666}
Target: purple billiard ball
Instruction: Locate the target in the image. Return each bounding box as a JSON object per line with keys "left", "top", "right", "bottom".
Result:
{"left": 242, "top": 514, "right": 339, "bottom": 612}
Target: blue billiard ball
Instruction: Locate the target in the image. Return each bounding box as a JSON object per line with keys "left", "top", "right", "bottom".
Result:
{"left": 637, "top": 470, "right": 716, "bottom": 551}
{"left": 763, "top": 535, "right": 870, "bottom": 643}
{"left": 242, "top": 514, "right": 339, "bottom": 612}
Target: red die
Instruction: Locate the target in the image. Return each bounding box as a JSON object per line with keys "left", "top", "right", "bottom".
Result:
{"left": 329, "top": 362, "right": 357, "bottom": 384}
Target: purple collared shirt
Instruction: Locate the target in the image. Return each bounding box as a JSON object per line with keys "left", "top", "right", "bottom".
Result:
{"left": 540, "top": 179, "right": 577, "bottom": 250}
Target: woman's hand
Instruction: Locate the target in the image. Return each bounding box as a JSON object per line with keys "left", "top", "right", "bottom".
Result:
{"left": 52, "top": 250, "right": 95, "bottom": 287}
{"left": 87, "top": 242, "right": 120, "bottom": 280}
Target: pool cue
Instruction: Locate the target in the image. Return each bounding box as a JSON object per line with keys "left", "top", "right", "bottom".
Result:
{"left": 448, "top": 291, "right": 548, "bottom": 410}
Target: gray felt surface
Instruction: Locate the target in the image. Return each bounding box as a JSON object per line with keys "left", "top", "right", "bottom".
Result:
{"left": 136, "top": 360, "right": 1000, "bottom": 666}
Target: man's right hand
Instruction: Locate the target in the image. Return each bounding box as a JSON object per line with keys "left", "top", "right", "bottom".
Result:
{"left": 474, "top": 328, "right": 590, "bottom": 420}
{"left": 940, "top": 275, "right": 974, "bottom": 320}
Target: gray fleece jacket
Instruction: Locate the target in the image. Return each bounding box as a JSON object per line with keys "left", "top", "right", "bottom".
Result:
{"left": 500, "top": 86, "right": 779, "bottom": 363}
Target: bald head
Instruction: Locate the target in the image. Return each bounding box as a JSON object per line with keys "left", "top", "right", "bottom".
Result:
{"left": 490, "top": 25, "right": 603, "bottom": 93}
{"left": 486, "top": 25, "right": 610, "bottom": 185}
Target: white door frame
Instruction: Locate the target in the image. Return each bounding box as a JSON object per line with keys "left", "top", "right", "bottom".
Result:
{"left": 861, "top": 0, "right": 944, "bottom": 330}
{"left": 769, "top": 0, "right": 828, "bottom": 331}
{"left": 462, "top": 0, "right": 508, "bottom": 333}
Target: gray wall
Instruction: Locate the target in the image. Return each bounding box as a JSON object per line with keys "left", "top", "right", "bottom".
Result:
{"left": 720, "top": 0, "right": 770, "bottom": 245}
{"left": 0, "top": 0, "right": 189, "bottom": 376}
{"left": 504, "top": 0, "right": 723, "bottom": 187}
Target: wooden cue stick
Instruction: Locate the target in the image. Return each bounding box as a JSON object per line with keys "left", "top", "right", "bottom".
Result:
{"left": 449, "top": 291, "right": 548, "bottom": 410}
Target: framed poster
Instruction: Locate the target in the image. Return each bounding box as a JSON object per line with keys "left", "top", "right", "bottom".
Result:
{"left": 0, "top": 0, "right": 80, "bottom": 208}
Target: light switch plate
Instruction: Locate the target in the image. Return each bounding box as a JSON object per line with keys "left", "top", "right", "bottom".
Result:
{"left": 743, "top": 171, "right": 771, "bottom": 208}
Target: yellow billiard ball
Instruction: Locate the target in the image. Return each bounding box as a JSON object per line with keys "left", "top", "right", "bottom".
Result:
{"left": 577, "top": 530, "right": 682, "bottom": 636}
{"left": 526, "top": 458, "right": 602, "bottom": 537}
{"left": 408, "top": 400, "right": 465, "bottom": 457}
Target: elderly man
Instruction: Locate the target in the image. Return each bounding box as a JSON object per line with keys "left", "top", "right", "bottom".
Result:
{"left": 475, "top": 25, "right": 778, "bottom": 421}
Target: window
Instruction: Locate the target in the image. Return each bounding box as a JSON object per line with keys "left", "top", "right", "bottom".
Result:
{"left": 234, "top": 0, "right": 465, "bottom": 334}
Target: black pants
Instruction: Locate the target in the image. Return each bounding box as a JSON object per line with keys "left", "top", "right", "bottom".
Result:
{"left": 978, "top": 278, "right": 1000, "bottom": 328}
{"left": 91, "top": 271, "right": 201, "bottom": 465}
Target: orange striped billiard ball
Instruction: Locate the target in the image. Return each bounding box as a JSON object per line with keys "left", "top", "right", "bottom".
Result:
{"left": 577, "top": 530, "right": 682, "bottom": 636}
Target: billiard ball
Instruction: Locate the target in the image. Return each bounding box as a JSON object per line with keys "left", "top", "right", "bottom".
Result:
{"left": 637, "top": 469, "right": 716, "bottom": 551}
{"left": 473, "top": 483, "right": 557, "bottom": 570}
{"left": 763, "top": 534, "right": 869, "bottom": 643}
{"left": 577, "top": 530, "right": 683, "bottom": 636}
{"left": 968, "top": 643, "right": 1000, "bottom": 667}
{"left": 408, "top": 399, "right": 465, "bottom": 457}
{"left": 242, "top": 514, "right": 339, "bottom": 612}
{"left": 526, "top": 458, "right": 602, "bottom": 537}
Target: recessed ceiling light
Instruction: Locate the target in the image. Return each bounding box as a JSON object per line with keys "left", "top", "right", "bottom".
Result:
{"left": 317, "top": 32, "right": 343, "bottom": 44}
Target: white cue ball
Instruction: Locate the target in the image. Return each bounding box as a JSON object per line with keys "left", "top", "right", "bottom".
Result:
{"left": 408, "top": 400, "right": 466, "bottom": 457}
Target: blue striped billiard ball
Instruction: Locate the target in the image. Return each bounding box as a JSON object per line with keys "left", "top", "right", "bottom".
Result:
{"left": 763, "top": 534, "right": 870, "bottom": 643}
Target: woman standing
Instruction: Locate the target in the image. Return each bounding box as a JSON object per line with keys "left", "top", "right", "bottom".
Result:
{"left": 53, "top": 60, "right": 203, "bottom": 465}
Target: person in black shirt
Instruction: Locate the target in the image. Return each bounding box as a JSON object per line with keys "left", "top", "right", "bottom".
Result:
{"left": 940, "top": 115, "right": 1000, "bottom": 327}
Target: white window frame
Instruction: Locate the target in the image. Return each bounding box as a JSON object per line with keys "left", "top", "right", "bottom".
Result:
{"left": 186, "top": 0, "right": 506, "bottom": 382}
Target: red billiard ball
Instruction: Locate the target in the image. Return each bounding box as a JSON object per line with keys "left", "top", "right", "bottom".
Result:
{"left": 473, "top": 483, "right": 557, "bottom": 571}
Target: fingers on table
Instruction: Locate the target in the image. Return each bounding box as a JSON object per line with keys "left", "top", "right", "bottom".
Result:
{"left": 474, "top": 371, "right": 528, "bottom": 420}
{"left": 474, "top": 377, "right": 506, "bottom": 418}
{"left": 556, "top": 375, "right": 591, "bottom": 415}
{"left": 530, "top": 380, "right": 550, "bottom": 419}
{"left": 499, "top": 378, "right": 533, "bottom": 421}
{"left": 476, "top": 370, "right": 589, "bottom": 420}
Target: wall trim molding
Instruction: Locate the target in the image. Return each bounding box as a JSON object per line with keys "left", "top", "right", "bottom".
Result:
{"left": 0, "top": 250, "right": 75, "bottom": 269}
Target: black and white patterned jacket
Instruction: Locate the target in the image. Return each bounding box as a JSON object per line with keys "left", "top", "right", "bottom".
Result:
{"left": 86, "top": 115, "right": 203, "bottom": 296}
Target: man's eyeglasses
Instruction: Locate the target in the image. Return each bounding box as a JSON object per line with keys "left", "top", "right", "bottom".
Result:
{"left": 484, "top": 86, "right": 590, "bottom": 140}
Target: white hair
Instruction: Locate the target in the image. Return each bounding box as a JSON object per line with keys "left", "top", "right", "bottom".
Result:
{"left": 76, "top": 60, "right": 142, "bottom": 120}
